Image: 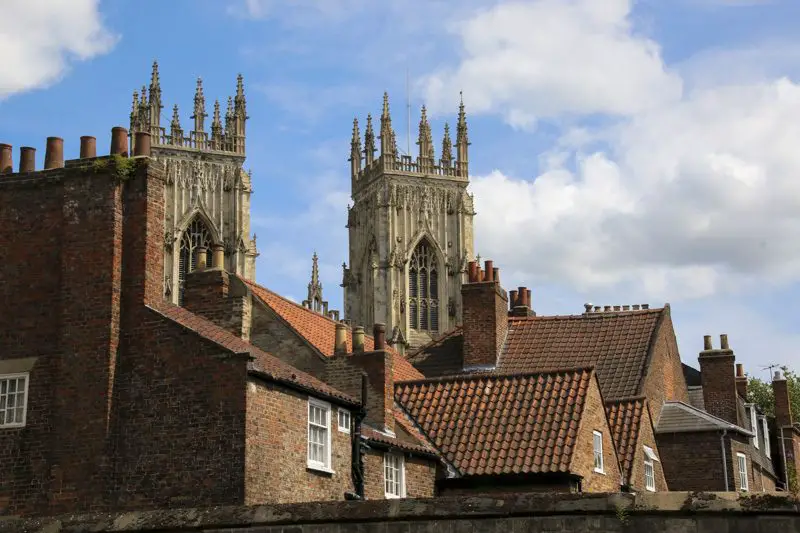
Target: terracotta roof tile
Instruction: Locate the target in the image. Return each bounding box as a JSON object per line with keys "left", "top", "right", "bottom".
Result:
{"left": 244, "top": 280, "right": 423, "bottom": 383}
{"left": 149, "top": 303, "right": 358, "bottom": 405}
{"left": 395, "top": 368, "right": 595, "bottom": 477}
{"left": 605, "top": 397, "right": 646, "bottom": 485}
{"left": 361, "top": 408, "right": 439, "bottom": 457}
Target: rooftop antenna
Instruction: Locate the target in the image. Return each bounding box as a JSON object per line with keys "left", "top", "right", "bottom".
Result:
{"left": 761, "top": 363, "right": 781, "bottom": 380}
{"left": 406, "top": 66, "right": 411, "bottom": 157}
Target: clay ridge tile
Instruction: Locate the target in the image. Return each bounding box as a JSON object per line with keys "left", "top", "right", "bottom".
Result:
{"left": 244, "top": 279, "right": 424, "bottom": 383}
{"left": 395, "top": 368, "right": 595, "bottom": 477}
{"left": 149, "top": 303, "right": 358, "bottom": 406}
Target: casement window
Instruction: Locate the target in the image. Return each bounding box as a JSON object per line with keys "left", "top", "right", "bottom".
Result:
{"left": 384, "top": 453, "right": 405, "bottom": 498}
{"left": 593, "top": 430, "right": 604, "bottom": 473}
{"left": 761, "top": 417, "right": 771, "bottom": 458}
{"left": 643, "top": 446, "right": 660, "bottom": 492}
{"left": 307, "top": 398, "right": 332, "bottom": 471}
{"left": 747, "top": 405, "right": 759, "bottom": 449}
{"left": 338, "top": 408, "right": 351, "bottom": 434}
{"left": 737, "top": 453, "right": 749, "bottom": 491}
{"left": 0, "top": 373, "right": 29, "bottom": 428}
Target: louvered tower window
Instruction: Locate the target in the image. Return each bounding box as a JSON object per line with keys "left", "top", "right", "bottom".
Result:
{"left": 178, "top": 218, "right": 213, "bottom": 304}
{"left": 408, "top": 239, "right": 439, "bottom": 332}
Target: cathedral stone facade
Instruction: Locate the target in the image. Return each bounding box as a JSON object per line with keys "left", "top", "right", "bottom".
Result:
{"left": 129, "top": 62, "right": 259, "bottom": 303}
{"left": 342, "top": 94, "right": 475, "bottom": 349}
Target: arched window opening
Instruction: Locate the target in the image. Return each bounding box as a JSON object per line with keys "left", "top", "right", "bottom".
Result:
{"left": 178, "top": 218, "right": 213, "bottom": 304}
{"left": 408, "top": 239, "right": 439, "bottom": 332}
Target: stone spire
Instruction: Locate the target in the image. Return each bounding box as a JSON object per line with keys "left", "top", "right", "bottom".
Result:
{"left": 379, "top": 92, "right": 396, "bottom": 158}
{"left": 364, "top": 114, "right": 376, "bottom": 166}
{"left": 441, "top": 122, "right": 453, "bottom": 165}
{"left": 417, "top": 105, "right": 434, "bottom": 164}
{"left": 225, "top": 96, "right": 235, "bottom": 149}
{"left": 148, "top": 61, "right": 163, "bottom": 136}
{"left": 192, "top": 78, "right": 207, "bottom": 134}
{"left": 302, "top": 252, "right": 328, "bottom": 315}
{"left": 130, "top": 90, "right": 140, "bottom": 133}
{"left": 350, "top": 117, "right": 362, "bottom": 178}
{"left": 456, "top": 92, "right": 470, "bottom": 177}
{"left": 170, "top": 104, "right": 183, "bottom": 144}
{"left": 211, "top": 99, "right": 223, "bottom": 148}
{"left": 233, "top": 74, "right": 247, "bottom": 154}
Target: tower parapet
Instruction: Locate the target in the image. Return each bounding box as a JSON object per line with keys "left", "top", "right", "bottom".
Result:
{"left": 350, "top": 93, "right": 470, "bottom": 188}
{"left": 129, "top": 61, "right": 248, "bottom": 155}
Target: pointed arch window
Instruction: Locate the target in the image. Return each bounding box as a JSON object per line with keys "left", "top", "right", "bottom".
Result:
{"left": 178, "top": 218, "right": 213, "bottom": 304}
{"left": 409, "top": 239, "right": 439, "bottom": 332}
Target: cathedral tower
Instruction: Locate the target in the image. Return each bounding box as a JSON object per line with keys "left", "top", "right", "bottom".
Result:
{"left": 342, "top": 93, "right": 475, "bottom": 349}
{"left": 129, "top": 62, "right": 258, "bottom": 304}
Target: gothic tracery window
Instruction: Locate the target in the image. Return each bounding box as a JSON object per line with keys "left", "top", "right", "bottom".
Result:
{"left": 408, "top": 239, "right": 439, "bottom": 332}
{"left": 178, "top": 218, "right": 213, "bottom": 304}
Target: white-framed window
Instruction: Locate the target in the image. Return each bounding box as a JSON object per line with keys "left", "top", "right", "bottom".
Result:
{"left": 307, "top": 398, "right": 332, "bottom": 472}
{"left": 747, "top": 405, "right": 759, "bottom": 449}
{"left": 761, "top": 417, "right": 771, "bottom": 458}
{"left": 643, "top": 446, "right": 660, "bottom": 492}
{"left": 593, "top": 430, "right": 604, "bottom": 473}
{"left": 338, "top": 408, "right": 351, "bottom": 434}
{"left": 384, "top": 453, "right": 405, "bottom": 498}
{"left": 737, "top": 452, "right": 749, "bottom": 492}
{"left": 0, "top": 373, "right": 29, "bottom": 428}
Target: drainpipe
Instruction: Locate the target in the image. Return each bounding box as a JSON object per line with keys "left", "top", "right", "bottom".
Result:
{"left": 780, "top": 427, "right": 789, "bottom": 491}
{"left": 352, "top": 372, "right": 368, "bottom": 499}
{"left": 720, "top": 429, "right": 729, "bottom": 491}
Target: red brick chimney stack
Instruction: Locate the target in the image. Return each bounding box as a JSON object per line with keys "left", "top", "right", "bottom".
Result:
{"left": 0, "top": 143, "right": 12, "bottom": 174}
{"left": 80, "top": 136, "right": 97, "bottom": 159}
{"left": 698, "top": 333, "right": 739, "bottom": 425}
{"left": 44, "top": 137, "right": 64, "bottom": 169}
{"left": 509, "top": 285, "right": 533, "bottom": 317}
{"left": 772, "top": 370, "right": 793, "bottom": 429}
{"left": 110, "top": 127, "right": 129, "bottom": 156}
{"left": 19, "top": 147, "right": 36, "bottom": 172}
{"left": 462, "top": 259, "right": 509, "bottom": 369}
{"left": 735, "top": 363, "right": 748, "bottom": 400}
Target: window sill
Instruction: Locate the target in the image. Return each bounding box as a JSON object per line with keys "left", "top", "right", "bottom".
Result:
{"left": 646, "top": 487, "right": 656, "bottom": 493}
{"left": 385, "top": 493, "right": 404, "bottom": 499}
{"left": 338, "top": 429, "right": 351, "bottom": 434}
{"left": 0, "top": 423, "right": 26, "bottom": 429}
{"left": 593, "top": 468, "right": 605, "bottom": 475}
{"left": 307, "top": 464, "right": 335, "bottom": 475}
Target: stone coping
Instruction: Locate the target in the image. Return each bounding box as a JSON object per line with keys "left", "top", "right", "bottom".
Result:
{"left": 1, "top": 492, "right": 798, "bottom": 532}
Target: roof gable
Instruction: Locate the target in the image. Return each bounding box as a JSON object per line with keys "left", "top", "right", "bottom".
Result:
{"left": 149, "top": 303, "right": 357, "bottom": 405}
{"left": 395, "top": 368, "right": 595, "bottom": 477}
{"left": 244, "top": 280, "right": 423, "bottom": 383}
{"left": 605, "top": 397, "right": 647, "bottom": 485}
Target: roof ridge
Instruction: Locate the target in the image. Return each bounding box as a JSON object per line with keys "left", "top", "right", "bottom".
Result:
{"left": 663, "top": 401, "right": 753, "bottom": 436}
{"left": 243, "top": 278, "right": 343, "bottom": 327}
{"left": 395, "top": 366, "right": 596, "bottom": 389}
{"left": 508, "top": 308, "right": 664, "bottom": 322}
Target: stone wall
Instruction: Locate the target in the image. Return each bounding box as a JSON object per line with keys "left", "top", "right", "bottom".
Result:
{"left": 2, "top": 492, "right": 799, "bottom": 533}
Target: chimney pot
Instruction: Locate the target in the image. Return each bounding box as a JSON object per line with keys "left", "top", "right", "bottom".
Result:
{"left": 604, "top": 305, "right": 611, "bottom": 312}
{"left": 0, "top": 143, "right": 12, "bottom": 174}
{"left": 110, "top": 127, "right": 129, "bottom": 156}
{"left": 211, "top": 244, "right": 225, "bottom": 270}
{"left": 774, "top": 370, "right": 785, "bottom": 382}
{"left": 335, "top": 323, "right": 348, "bottom": 355}
{"left": 510, "top": 290, "right": 519, "bottom": 309}
{"left": 134, "top": 132, "right": 151, "bottom": 157}
{"left": 79, "top": 136, "right": 97, "bottom": 159}
{"left": 593, "top": 306, "right": 601, "bottom": 312}
{"left": 736, "top": 363, "right": 744, "bottom": 378}
{"left": 632, "top": 304, "right": 640, "bottom": 310}
{"left": 526, "top": 289, "right": 532, "bottom": 310}
{"left": 720, "top": 334, "right": 729, "bottom": 350}
{"left": 703, "top": 335, "right": 712, "bottom": 350}
{"left": 44, "top": 137, "right": 64, "bottom": 169}
{"left": 467, "top": 261, "right": 477, "bottom": 283}
{"left": 622, "top": 305, "right": 630, "bottom": 311}
{"left": 195, "top": 246, "right": 208, "bottom": 271}
{"left": 353, "top": 326, "right": 365, "bottom": 353}
{"left": 492, "top": 267, "right": 500, "bottom": 284}
{"left": 19, "top": 147, "right": 36, "bottom": 172}
{"left": 613, "top": 305, "right": 621, "bottom": 311}
{"left": 373, "top": 323, "right": 386, "bottom": 350}
{"left": 484, "top": 260, "right": 494, "bottom": 281}
{"left": 642, "top": 304, "right": 649, "bottom": 310}
{"left": 584, "top": 303, "right": 592, "bottom": 313}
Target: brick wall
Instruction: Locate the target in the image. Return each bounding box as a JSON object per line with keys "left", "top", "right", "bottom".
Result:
{"left": 362, "top": 451, "right": 436, "bottom": 500}
{"left": 350, "top": 350, "right": 393, "bottom": 431}
{"left": 183, "top": 270, "right": 252, "bottom": 341}
{"left": 698, "top": 341, "right": 738, "bottom": 426}
{"left": 572, "top": 377, "right": 622, "bottom": 492}
{"left": 641, "top": 311, "right": 689, "bottom": 422}
{"left": 461, "top": 279, "right": 508, "bottom": 369}
{"left": 629, "top": 409, "right": 668, "bottom": 492}
{"left": 244, "top": 379, "right": 353, "bottom": 504}
{"left": 657, "top": 431, "right": 727, "bottom": 491}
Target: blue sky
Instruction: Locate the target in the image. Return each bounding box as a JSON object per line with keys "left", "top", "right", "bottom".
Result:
{"left": 2, "top": 0, "right": 799, "bottom": 378}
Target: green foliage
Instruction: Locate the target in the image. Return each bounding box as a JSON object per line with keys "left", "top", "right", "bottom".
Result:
{"left": 90, "top": 154, "right": 139, "bottom": 181}
{"left": 747, "top": 366, "right": 800, "bottom": 421}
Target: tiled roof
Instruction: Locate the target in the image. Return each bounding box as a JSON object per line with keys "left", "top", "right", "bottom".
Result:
{"left": 149, "top": 303, "right": 358, "bottom": 405}
{"left": 605, "top": 397, "right": 647, "bottom": 485}
{"left": 500, "top": 310, "right": 664, "bottom": 400}
{"left": 362, "top": 409, "right": 439, "bottom": 457}
{"left": 245, "top": 280, "right": 423, "bottom": 383}
{"left": 395, "top": 369, "right": 595, "bottom": 477}
{"left": 655, "top": 401, "right": 754, "bottom": 436}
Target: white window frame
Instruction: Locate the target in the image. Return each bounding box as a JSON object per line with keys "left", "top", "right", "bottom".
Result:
{"left": 0, "top": 373, "right": 29, "bottom": 429}
{"left": 384, "top": 453, "right": 406, "bottom": 498}
{"left": 337, "top": 408, "right": 351, "bottom": 434}
{"left": 747, "top": 405, "right": 759, "bottom": 449}
{"left": 593, "top": 430, "right": 604, "bottom": 474}
{"left": 307, "top": 398, "right": 333, "bottom": 473}
{"left": 737, "top": 452, "right": 749, "bottom": 492}
{"left": 761, "top": 417, "right": 771, "bottom": 459}
{"left": 643, "top": 446, "right": 660, "bottom": 492}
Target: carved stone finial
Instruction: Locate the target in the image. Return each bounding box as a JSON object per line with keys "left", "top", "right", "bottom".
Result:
{"left": 192, "top": 78, "right": 207, "bottom": 132}
{"left": 441, "top": 122, "right": 453, "bottom": 164}
{"left": 170, "top": 105, "right": 183, "bottom": 144}
{"left": 149, "top": 61, "right": 161, "bottom": 105}
{"left": 380, "top": 92, "right": 395, "bottom": 158}
{"left": 417, "top": 105, "right": 434, "bottom": 161}
{"left": 364, "top": 114, "right": 376, "bottom": 164}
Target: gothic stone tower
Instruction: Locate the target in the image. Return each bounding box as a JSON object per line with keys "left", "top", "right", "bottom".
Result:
{"left": 129, "top": 62, "right": 259, "bottom": 303}
{"left": 342, "top": 93, "right": 475, "bottom": 349}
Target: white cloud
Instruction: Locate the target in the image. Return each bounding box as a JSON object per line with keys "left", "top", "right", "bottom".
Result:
{"left": 471, "top": 78, "right": 800, "bottom": 301}
{"left": 420, "top": 0, "right": 682, "bottom": 127}
{"left": 0, "top": 0, "right": 117, "bottom": 100}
